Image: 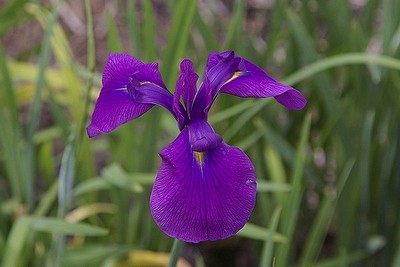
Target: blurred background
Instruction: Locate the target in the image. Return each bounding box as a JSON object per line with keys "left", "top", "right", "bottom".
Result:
{"left": 0, "top": 0, "right": 400, "bottom": 266}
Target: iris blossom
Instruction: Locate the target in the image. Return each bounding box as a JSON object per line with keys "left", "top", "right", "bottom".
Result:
{"left": 87, "top": 51, "right": 306, "bottom": 243}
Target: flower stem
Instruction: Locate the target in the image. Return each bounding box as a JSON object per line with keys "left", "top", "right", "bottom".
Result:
{"left": 168, "top": 239, "right": 184, "bottom": 267}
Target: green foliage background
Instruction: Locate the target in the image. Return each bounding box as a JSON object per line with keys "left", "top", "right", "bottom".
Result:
{"left": 0, "top": 0, "right": 400, "bottom": 266}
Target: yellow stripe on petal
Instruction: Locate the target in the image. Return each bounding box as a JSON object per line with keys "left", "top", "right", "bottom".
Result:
{"left": 194, "top": 151, "right": 205, "bottom": 166}
{"left": 223, "top": 71, "right": 244, "bottom": 85}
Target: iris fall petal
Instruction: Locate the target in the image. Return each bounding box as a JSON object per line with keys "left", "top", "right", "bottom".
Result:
{"left": 86, "top": 90, "right": 152, "bottom": 137}
{"left": 150, "top": 128, "right": 257, "bottom": 243}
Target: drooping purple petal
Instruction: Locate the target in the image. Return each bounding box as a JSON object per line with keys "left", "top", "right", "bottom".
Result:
{"left": 219, "top": 70, "right": 307, "bottom": 110}
{"left": 86, "top": 90, "right": 152, "bottom": 137}
{"left": 204, "top": 51, "right": 307, "bottom": 110}
{"left": 219, "top": 57, "right": 307, "bottom": 110}
{"left": 150, "top": 128, "right": 256, "bottom": 243}
{"left": 87, "top": 54, "right": 171, "bottom": 137}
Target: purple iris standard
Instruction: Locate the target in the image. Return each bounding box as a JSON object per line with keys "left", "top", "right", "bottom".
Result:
{"left": 87, "top": 51, "right": 306, "bottom": 243}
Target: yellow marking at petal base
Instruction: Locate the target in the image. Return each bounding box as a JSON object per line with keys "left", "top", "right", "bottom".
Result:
{"left": 139, "top": 81, "right": 150, "bottom": 85}
{"left": 223, "top": 71, "right": 244, "bottom": 85}
{"left": 194, "top": 151, "right": 205, "bottom": 166}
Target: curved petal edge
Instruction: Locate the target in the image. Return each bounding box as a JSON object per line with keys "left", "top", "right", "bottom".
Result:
{"left": 150, "top": 129, "right": 257, "bottom": 243}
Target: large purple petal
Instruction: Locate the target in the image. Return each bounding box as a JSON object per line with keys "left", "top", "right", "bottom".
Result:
{"left": 87, "top": 54, "right": 169, "bottom": 137}
{"left": 150, "top": 128, "right": 256, "bottom": 243}
{"left": 86, "top": 90, "right": 152, "bottom": 137}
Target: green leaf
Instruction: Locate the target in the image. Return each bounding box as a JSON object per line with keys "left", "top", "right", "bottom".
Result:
{"left": 31, "top": 217, "right": 109, "bottom": 236}
{"left": 237, "top": 222, "right": 287, "bottom": 243}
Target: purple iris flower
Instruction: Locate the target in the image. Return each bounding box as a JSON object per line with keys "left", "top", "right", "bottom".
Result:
{"left": 87, "top": 51, "right": 306, "bottom": 243}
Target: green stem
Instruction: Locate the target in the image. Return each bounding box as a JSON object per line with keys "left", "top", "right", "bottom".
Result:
{"left": 168, "top": 239, "right": 185, "bottom": 267}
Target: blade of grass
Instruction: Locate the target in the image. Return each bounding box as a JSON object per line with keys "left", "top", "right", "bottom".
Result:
{"left": 222, "top": 100, "right": 265, "bottom": 142}
{"left": 1, "top": 216, "right": 32, "bottom": 267}
{"left": 143, "top": 0, "right": 156, "bottom": 61}
{"left": 0, "top": 44, "right": 19, "bottom": 127}
{"left": 76, "top": 0, "right": 95, "bottom": 146}
{"left": 126, "top": 0, "right": 141, "bottom": 55}
{"left": 106, "top": 9, "right": 123, "bottom": 52}
{"left": 61, "top": 245, "right": 132, "bottom": 266}
{"left": 299, "top": 158, "right": 355, "bottom": 266}
{"left": 0, "top": 45, "right": 24, "bottom": 201}
{"left": 0, "top": 0, "right": 29, "bottom": 36}
{"left": 313, "top": 250, "right": 369, "bottom": 267}
{"left": 237, "top": 222, "right": 287, "bottom": 243}
{"left": 223, "top": 0, "right": 245, "bottom": 51}
{"left": 46, "top": 136, "right": 76, "bottom": 267}
{"left": 32, "top": 217, "right": 109, "bottom": 236}
{"left": 283, "top": 53, "right": 400, "bottom": 86}
{"left": 275, "top": 113, "right": 311, "bottom": 267}
{"left": 24, "top": 0, "right": 62, "bottom": 211}
{"left": 34, "top": 180, "right": 59, "bottom": 216}
{"left": 167, "top": 239, "right": 185, "bottom": 267}
{"left": 161, "top": 0, "right": 197, "bottom": 89}
{"left": 260, "top": 206, "right": 283, "bottom": 267}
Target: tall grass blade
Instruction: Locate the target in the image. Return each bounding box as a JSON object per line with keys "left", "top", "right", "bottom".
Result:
{"left": 24, "top": 0, "right": 62, "bottom": 211}
{"left": 167, "top": 239, "right": 184, "bottom": 267}
{"left": 299, "top": 158, "right": 355, "bottom": 266}
{"left": 106, "top": 10, "right": 123, "bottom": 53}
{"left": 143, "top": 0, "right": 156, "bottom": 61}
{"left": 161, "top": 0, "right": 197, "bottom": 89}
{"left": 259, "top": 206, "right": 282, "bottom": 267}
{"left": 275, "top": 113, "right": 311, "bottom": 267}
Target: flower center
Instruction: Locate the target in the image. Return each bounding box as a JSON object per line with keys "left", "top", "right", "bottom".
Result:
{"left": 223, "top": 71, "right": 244, "bottom": 85}
{"left": 188, "top": 120, "right": 222, "bottom": 152}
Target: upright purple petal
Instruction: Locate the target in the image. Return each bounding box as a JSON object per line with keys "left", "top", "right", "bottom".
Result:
{"left": 102, "top": 53, "right": 144, "bottom": 91}
{"left": 175, "top": 59, "right": 198, "bottom": 114}
{"left": 87, "top": 90, "right": 152, "bottom": 137}
{"left": 190, "top": 75, "right": 213, "bottom": 121}
{"left": 102, "top": 53, "right": 166, "bottom": 90}
{"left": 135, "top": 62, "right": 167, "bottom": 89}
{"left": 205, "top": 51, "right": 234, "bottom": 72}
{"left": 174, "top": 59, "right": 198, "bottom": 129}
{"left": 150, "top": 128, "right": 256, "bottom": 243}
